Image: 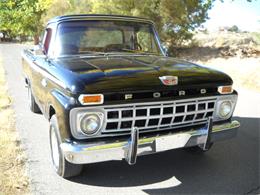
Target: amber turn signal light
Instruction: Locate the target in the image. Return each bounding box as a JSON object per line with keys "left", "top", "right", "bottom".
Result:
{"left": 79, "top": 94, "right": 104, "bottom": 105}
{"left": 218, "top": 86, "right": 233, "bottom": 94}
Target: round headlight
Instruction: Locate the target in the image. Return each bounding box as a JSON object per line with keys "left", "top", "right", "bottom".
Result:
{"left": 219, "top": 101, "right": 232, "bottom": 118}
{"left": 80, "top": 114, "right": 101, "bottom": 135}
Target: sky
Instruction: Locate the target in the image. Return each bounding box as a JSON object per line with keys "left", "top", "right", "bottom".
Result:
{"left": 204, "top": 0, "right": 260, "bottom": 32}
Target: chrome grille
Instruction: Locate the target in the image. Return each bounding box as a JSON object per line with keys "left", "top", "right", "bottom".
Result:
{"left": 102, "top": 97, "right": 216, "bottom": 133}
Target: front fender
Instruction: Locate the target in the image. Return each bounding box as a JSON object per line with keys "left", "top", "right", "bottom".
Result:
{"left": 47, "top": 89, "right": 77, "bottom": 141}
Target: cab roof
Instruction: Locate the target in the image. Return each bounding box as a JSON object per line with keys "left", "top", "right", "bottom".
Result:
{"left": 48, "top": 14, "right": 154, "bottom": 25}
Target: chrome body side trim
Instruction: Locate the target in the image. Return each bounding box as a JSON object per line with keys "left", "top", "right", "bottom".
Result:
{"left": 61, "top": 120, "right": 240, "bottom": 164}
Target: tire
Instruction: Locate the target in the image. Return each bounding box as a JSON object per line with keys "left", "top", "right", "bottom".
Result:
{"left": 184, "top": 143, "right": 214, "bottom": 154}
{"left": 49, "top": 114, "right": 83, "bottom": 178}
{"left": 28, "top": 87, "right": 41, "bottom": 113}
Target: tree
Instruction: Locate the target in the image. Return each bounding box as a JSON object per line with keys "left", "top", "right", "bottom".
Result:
{"left": 41, "top": 0, "right": 93, "bottom": 25}
{"left": 0, "top": 0, "right": 52, "bottom": 43}
{"left": 160, "top": 0, "right": 213, "bottom": 46}
{"left": 89, "top": 0, "right": 214, "bottom": 46}
{"left": 21, "top": 0, "right": 53, "bottom": 43}
{"left": 0, "top": 0, "right": 19, "bottom": 40}
{"left": 1, "top": 0, "right": 214, "bottom": 46}
{"left": 44, "top": 0, "right": 213, "bottom": 46}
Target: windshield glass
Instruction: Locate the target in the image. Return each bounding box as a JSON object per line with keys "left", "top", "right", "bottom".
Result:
{"left": 54, "top": 20, "right": 162, "bottom": 56}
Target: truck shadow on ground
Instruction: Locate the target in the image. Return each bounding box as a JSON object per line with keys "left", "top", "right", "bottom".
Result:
{"left": 70, "top": 117, "right": 259, "bottom": 194}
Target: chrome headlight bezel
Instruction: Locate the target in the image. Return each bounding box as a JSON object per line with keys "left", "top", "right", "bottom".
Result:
{"left": 214, "top": 94, "right": 237, "bottom": 121}
{"left": 79, "top": 113, "right": 102, "bottom": 135}
{"left": 218, "top": 101, "right": 232, "bottom": 118}
{"left": 70, "top": 108, "right": 105, "bottom": 139}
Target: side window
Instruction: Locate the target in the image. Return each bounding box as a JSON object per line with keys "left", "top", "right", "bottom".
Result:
{"left": 137, "top": 31, "right": 150, "bottom": 51}
{"left": 42, "top": 28, "right": 52, "bottom": 55}
{"left": 136, "top": 29, "right": 159, "bottom": 53}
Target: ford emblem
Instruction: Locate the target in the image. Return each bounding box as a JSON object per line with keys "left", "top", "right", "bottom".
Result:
{"left": 159, "top": 76, "right": 178, "bottom": 86}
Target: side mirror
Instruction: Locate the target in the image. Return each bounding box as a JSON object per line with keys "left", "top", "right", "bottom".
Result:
{"left": 33, "top": 44, "right": 45, "bottom": 57}
{"left": 162, "top": 45, "right": 169, "bottom": 57}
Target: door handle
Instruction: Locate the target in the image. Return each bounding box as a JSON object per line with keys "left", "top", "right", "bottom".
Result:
{"left": 41, "top": 78, "right": 48, "bottom": 87}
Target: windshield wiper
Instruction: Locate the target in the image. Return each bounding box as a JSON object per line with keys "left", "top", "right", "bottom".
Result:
{"left": 79, "top": 51, "right": 108, "bottom": 56}
{"left": 55, "top": 51, "right": 104, "bottom": 58}
{"left": 57, "top": 50, "right": 160, "bottom": 59}
{"left": 120, "top": 48, "right": 160, "bottom": 55}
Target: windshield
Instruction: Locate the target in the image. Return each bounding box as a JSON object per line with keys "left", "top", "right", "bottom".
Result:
{"left": 54, "top": 20, "right": 162, "bottom": 56}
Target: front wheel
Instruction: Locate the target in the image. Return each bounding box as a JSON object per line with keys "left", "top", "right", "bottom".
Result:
{"left": 49, "top": 115, "right": 83, "bottom": 178}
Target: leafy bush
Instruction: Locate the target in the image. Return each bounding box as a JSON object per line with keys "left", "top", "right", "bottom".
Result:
{"left": 228, "top": 25, "right": 240, "bottom": 33}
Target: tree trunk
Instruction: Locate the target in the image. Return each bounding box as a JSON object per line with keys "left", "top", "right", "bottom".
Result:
{"left": 34, "top": 35, "right": 39, "bottom": 45}
{"left": 20, "top": 35, "right": 27, "bottom": 42}
{"left": 1, "top": 31, "right": 6, "bottom": 41}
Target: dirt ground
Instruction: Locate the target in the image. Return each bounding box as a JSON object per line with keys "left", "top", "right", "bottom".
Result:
{"left": 0, "top": 59, "right": 29, "bottom": 195}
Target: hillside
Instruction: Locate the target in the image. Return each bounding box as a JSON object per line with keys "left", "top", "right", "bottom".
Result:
{"left": 174, "top": 31, "right": 260, "bottom": 61}
{"left": 175, "top": 31, "right": 260, "bottom": 92}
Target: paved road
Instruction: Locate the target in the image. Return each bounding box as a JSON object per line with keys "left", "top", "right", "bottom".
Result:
{"left": 0, "top": 43, "right": 259, "bottom": 195}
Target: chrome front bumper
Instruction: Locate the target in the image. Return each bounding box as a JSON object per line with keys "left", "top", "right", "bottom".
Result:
{"left": 60, "top": 120, "right": 240, "bottom": 165}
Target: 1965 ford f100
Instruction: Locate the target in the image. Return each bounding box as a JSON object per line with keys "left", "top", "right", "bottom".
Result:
{"left": 22, "top": 14, "right": 240, "bottom": 178}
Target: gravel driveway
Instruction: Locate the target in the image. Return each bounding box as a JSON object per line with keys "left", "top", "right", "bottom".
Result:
{"left": 0, "top": 43, "right": 259, "bottom": 195}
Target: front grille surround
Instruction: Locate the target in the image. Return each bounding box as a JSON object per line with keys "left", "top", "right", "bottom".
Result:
{"left": 70, "top": 95, "right": 238, "bottom": 139}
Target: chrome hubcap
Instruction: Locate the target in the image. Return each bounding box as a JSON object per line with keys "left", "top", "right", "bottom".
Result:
{"left": 50, "top": 127, "right": 60, "bottom": 169}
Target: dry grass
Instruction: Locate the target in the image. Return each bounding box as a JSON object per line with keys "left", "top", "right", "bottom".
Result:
{"left": 190, "top": 32, "right": 260, "bottom": 92}
{"left": 177, "top": 32, "right": 260, "bottom": 90}
{"left": 0, "top": 60, "right": 29, "bottom": 194}
{"left": 194, "top": 57, "right": 260, "bottom": 92}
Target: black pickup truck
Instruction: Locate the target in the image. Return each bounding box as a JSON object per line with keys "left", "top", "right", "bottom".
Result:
{"left": 22, "top": 14, "right": 240, "bottom": 178}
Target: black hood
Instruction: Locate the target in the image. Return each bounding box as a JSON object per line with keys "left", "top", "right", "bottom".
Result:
{"left": 53, "top": 55, "right": 233, "bottom": 94}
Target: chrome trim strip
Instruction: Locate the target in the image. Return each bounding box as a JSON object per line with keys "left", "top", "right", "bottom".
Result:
{"left": 50, "top": 16, "right": 155, "bottom": 25}
{"left": 61, "top": 120, "right": 240, "bottom": 164}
